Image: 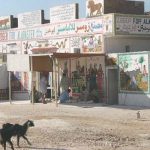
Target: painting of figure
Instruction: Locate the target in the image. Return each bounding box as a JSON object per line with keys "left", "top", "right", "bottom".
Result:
{"left": 119, "top": 53, "right": 149, "bottom": 92}
{"left": 86, "top": 0, "right": 103, "bottom": 17}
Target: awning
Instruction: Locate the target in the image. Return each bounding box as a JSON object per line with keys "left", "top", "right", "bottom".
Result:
{"left": 32, "top": 55, "right": 53, "bottom": 72}
{"left": 7, "top": 54, "right": 30, "bottom": 72}
{"left": 7, "top": 53, "right": 105, "bottom": 72}
{"left": 52, "top": 52, "right": 105, "bottom": 58}
{"left": 7, "top": 54, "right": 53, "bottom": 72}
{"left": 31, "top": 47, "right": 58, "bottom": 54}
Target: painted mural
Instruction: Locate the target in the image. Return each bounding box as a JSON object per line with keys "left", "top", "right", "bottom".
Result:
{"left": 86, "top": 56, "right": 104, "bottom": 100}
{"left": 103, "top": 15, "right": 113, "bottom": 34}
{"left": 48, "top": 38, "right": 69, "bottom": 53}
{"left": 59, "top": 60, "right": 70, "bottom": 92}
{"left": 119, "top": 53, "right": 149, "bottom": 92}
{"left": 71, "top": 58, "right": 86, "bottom": 93}
{"left": 106, "top": 53, "right": 118, "bottom": 66}
{"left": 86, "top": 0, "right": 103, "bottom": 17}
{"left": 11, "top": 72, "right": 22, "bottom": 91}
{"left": 11, "top": 72, "right": 29, "bottom": 91}
{"left": 23, "top": 72, "right": 29, "bottom": 91}
{"left": 82, "top": 34, "right": 102, "bottom": 53}
{"left": 0, "top": 31, "right": 7, "bottom": 41}
{"left": 0, "top": 42, "right": 21, "bottom": 54}
{"left": 0, "top": 16, "right": 11, "bottom": 30}
{"left": 22, "top": 38, "right": 69, "bottom": 54}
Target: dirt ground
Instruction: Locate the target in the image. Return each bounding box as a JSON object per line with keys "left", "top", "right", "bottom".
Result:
{"left": 0, "top": 101, "right": 150, "bottom": 150}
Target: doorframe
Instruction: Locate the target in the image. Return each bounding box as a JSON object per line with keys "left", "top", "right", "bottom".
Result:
{"left": 106, "top": 66, "right": 118, "bottom": 104}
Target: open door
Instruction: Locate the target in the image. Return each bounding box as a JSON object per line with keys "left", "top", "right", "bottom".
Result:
{"left": 107, "top": 68, "right": 118, "bottom": 105}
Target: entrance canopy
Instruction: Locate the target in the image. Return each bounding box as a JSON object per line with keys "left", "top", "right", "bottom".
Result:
{"left": 7, "top": 53, "right": 105, "bottom": 72}
{"left": 7, "top": 54, "right": 53, "bottom": 72}
{"left": 7, "top": 54, "right": 30, "bottom": 72}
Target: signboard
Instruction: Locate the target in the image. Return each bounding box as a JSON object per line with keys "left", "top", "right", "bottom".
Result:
{"left": 86, "top": 0, "right": 104, "bottom": 18}
{"left": 8, "top": 16, "right": 113, "bottom": 41}
{"left": 50, "top": 3, "right": 78, "bottom": 23}
{"left": 7, "top": 54, "right": 30, "bottom": 72}
{"left": 18, "top": 10, "right": 44, "bottom": 28}
{"left": 0, "top": 42, "right": 21, "bottom": 54}
{"left": 119, "top": 53, "right": 149, "bottom": 93}
{"left": 115, "top": 14, "right": 150, "bottom": 35}
{"left": 0, "top": 31, "right": 7, "bottom": 41}
{"left": 0, "top": 16, "right": 11, "bottom": 30}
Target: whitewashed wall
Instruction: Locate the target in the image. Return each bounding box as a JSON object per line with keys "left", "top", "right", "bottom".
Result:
{"left": 104, "top": 37, "right": 150, "bottom": 53}
{"left": 0, "top": 64, "right": 8, "bottom": 89}
{"left": 119, "top": 93, "right": 150, "bottom": 107}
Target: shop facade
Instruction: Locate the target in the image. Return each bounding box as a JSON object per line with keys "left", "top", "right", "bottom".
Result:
{"left": 106, "top": 51, "right": 150, "bottom": 107}
{"left": 0, "top": 1, "right": 150, "bottom": 106}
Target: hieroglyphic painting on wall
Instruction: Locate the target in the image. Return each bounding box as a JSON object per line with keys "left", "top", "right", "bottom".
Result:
{"left": 119, "top": 53, "right": 149, "bottom": 92}
{"left": 86, "top": 0, "right": 104, "bottom": 18}
{"left": 81, "top": 34, "right": 102, "bottom": 53}
{"left": 86, "top": 56, "right": 105, "bottom": 101}
{"left": 71, "top": 58, "right": 86, "bottom": 93}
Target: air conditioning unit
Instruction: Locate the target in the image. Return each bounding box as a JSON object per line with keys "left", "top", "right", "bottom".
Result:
{"left": 73, "top": 48, "right": 80, "bottom": 53}
{"left": 10, "top": 50, "right": 17, "bottom": 54}
{"left": 125, "top": 45, "right": 130, "bottom": 52}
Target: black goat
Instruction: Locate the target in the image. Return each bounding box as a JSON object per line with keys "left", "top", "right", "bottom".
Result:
{"left": 0, "top": 126, "right": 15, "bottom": 150}
{"left": 2, "top": 120, "right": 34, "bottom": 147}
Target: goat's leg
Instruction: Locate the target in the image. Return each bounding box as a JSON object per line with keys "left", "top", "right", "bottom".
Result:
{"left": 17, "top": 136, "right": 20, "bottom": 147}
{"left": 3, "top": 142, "right": 6, "bottom": 150}
{"left": 8, "top": 140, "right": 14, "bottom": 150}
{"left": 22, "top": 135, "right": 31, "bottom": 145}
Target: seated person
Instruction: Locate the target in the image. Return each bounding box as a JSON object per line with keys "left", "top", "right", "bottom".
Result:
{"left": 58, "top": 88, "right": 71, "bottom": 103}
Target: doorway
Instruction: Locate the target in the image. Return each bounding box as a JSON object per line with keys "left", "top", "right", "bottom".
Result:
{"left": 107, "top": 68, "right": 118, "bottom": 105}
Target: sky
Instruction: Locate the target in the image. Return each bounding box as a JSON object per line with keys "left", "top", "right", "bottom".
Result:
{"left": 0, "top": 0, "right": 150, "bottom": 19}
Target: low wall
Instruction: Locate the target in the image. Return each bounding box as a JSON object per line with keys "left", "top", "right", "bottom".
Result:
{"left": 12, "top": 91, "right": 30, "bottom": 100}
{"left": 119, "top": 93, "right": 150, "bottom": 107}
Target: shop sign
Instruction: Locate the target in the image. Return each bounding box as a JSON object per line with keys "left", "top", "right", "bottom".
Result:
{"left": 18, "top": 10, "right": 43, "bottom": 28}
{"left": 8, "top": 16, "right": 113, "bottom": 41}
{"left": 0, "top": 31, "right": 7, "bottom": 41}
{"left": 115, "top": 15, "right": 150, "bottom": 35}
{"left": 50, "top": 3, "right": 78, "bottom": 23}
{"left": 0, "top": 16, "right": 11, "bottom": 30}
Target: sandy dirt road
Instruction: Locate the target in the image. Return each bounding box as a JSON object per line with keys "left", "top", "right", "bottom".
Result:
{"left": 0, "top": 102, "right": 150, "bottom": 150}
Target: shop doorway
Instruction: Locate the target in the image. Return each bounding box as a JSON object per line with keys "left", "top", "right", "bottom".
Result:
{"left": 107, "top": 68, "right": 118, "bottom": 105}
{"left": 47, "top": 72, "right": 53, "bottom": 99}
